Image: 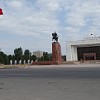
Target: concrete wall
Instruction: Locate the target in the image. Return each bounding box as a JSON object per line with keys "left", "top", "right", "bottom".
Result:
{"left": 66, "top": 44, "right": 78, "bottom": 61}
{"left": 66, "top": 37, "right": 100, "bottom": 61}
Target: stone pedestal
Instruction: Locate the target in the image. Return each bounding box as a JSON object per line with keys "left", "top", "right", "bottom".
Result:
{"left": 52, "top": 42, "right": 62, "bottom": 64}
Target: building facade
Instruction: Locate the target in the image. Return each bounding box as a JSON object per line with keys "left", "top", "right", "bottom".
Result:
{"left": 33, "top": 50, "right": 43, "bottom": 58}
{"left": 66, "top": 37, "right": 100, "bottom": 61}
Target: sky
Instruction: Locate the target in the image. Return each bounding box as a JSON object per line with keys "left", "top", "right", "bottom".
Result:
{"left": 0, "top": 0, "right": 100, "bottom": 55}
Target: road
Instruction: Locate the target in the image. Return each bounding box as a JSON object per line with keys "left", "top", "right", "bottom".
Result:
{"left": 0, "top": 64, "right": 100, "bottom": 78}
{"left": 0, "top": 64, "right": 100, "bottom": 100}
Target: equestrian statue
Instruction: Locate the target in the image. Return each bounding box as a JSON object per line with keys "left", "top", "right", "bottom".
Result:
{"left": 52, "top": 32, "right": 58, "bottom": 42}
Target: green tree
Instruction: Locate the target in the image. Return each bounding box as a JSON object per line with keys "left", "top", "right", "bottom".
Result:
{"left": 37, "top": 52, "right": 52, "bottom": 61}
{"left": 12, "top": 55, "right": 15, "bottom": 64}
{"left": 7, "top": 54, "right": 13, "bottom": 64}
{"left": 0, "top": 51, "right": 7, "bottom": 64}
{"left": 24, "top": 49, "right": 30, "bottom": 63}
{"left": 44, "top": 52, "right": 49, "bottom": 61}
{"left": 14, "top": 47, "right": 23, "bottom": 64}
{"left": 30, "top": 55, "right": 37, "bottom": 62}
{"left": 21, "top": 55, "right": 25, "bottom": 64}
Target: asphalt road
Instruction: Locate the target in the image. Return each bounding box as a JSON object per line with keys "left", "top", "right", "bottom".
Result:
{"left": 0, "top": 64, "right": 100, "bottom": 78}
{"left": 0, "top": 64, "right": 100, "bottom": 100}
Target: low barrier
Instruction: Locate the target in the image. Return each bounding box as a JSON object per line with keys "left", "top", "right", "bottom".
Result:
{"left": 32, "top": 61, "right": 62, "bottom": 65}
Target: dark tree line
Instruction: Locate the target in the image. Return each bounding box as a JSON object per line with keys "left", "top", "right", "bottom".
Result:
{"left": 37, "top": 52, "right": 52, "bottom": 61}
{"left": 0, "top": 47, "right": 52, "bottom": 65}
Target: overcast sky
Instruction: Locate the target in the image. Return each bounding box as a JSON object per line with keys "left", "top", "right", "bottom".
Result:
{"left": 0, "top": 0, "right": 100, "bottom": 55}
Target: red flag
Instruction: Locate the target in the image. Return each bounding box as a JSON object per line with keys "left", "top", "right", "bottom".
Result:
{"left": 0, "top": 8, "right": 3, "bottom": 15}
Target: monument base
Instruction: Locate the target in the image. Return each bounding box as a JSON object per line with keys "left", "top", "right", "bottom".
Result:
{"left": 52, "top": 42, "right": 62, "bottom": 64}
{"left": 32, "top": 61, "right": 61, "bottom": 65}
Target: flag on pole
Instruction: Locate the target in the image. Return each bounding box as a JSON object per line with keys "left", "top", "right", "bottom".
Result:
{"left": 0, "top": 8, "right": 3, "bottom": 15}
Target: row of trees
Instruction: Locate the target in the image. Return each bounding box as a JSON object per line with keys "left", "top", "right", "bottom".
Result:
{"left": 0, "top": 47, "right": 52, "bottom": 65}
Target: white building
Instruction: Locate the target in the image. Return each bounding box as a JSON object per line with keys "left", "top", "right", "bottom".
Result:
{"left": 66, "top": 37, "right": 100, "bottom": 61}
{"left": 33, "top": 50, "right": 43, "bottom": 58}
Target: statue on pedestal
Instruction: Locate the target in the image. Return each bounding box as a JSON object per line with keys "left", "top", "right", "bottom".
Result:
{"left": 52, "top": 32, "right": 58, "bottom": 42}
